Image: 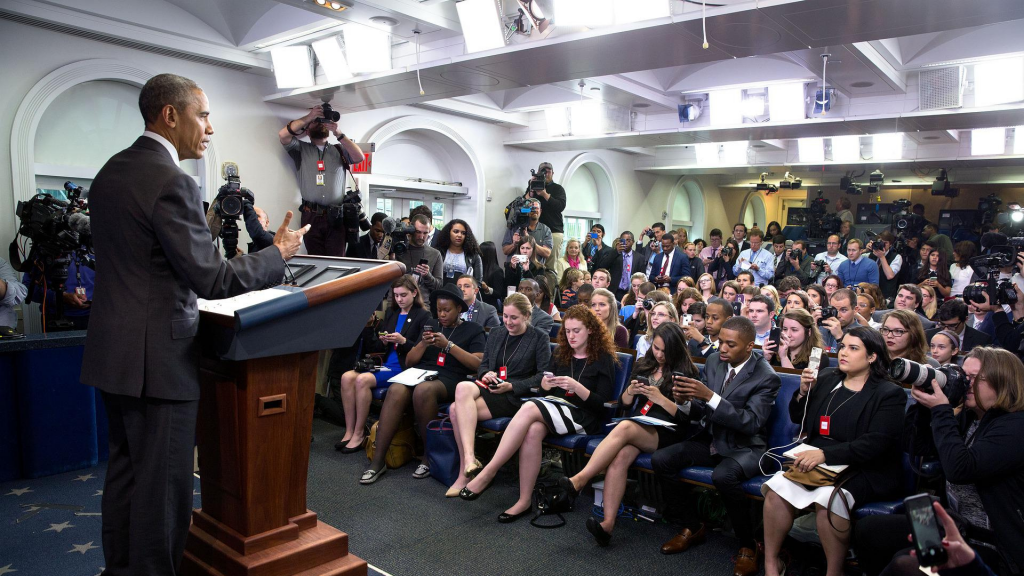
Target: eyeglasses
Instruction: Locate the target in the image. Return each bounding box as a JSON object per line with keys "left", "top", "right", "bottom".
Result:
{"left": 880, "top": 327, "right": 908, "bottom": 337}
{"left": 938, "top": 321, "right": 962, "bottom": 330}
{"left": 650, "top": 311, "right": 672, "bottom": 320}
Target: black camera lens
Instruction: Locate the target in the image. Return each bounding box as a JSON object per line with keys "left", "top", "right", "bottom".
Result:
{"left": 963, "top": 283, "right": 987, "bottom": 304}
{"left": 641, "top": 298, "right": 655, "bottom": 311}
{"left": 817, "top": 305, "right": 838, "bottom": 326}
{"left": 220, "top": 195, "right": 243, "bottom": 217}
{"left": 890, "top": 358, "right": 938, "bottom": 389}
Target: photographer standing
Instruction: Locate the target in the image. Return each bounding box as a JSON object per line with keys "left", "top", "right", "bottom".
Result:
{"left": 279, "top": 104, "right": 365, "bottom": 257}
{"left": 868, "top": 231, "right": 903, "bottom": 303}
{"left": 773, "top": 240, "right": 813, "bottom": 287}
{"left": 528, "top": 162, "right": 566, "bottom": 269}
{"left": 397, "top": 214, "right": 443, "bottom": 303}
{"left": 501, "top": 198, "right": 552, "bottom": 265}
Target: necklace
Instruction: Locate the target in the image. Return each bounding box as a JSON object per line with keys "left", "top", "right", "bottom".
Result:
{"left": 570, "top": 355, "right": 589, "bottom": 381}
{"left": 824, "top": 381, "right": 860, "bottom": 418}
{"left": 501, "top": 329, "right": 527, "bottom": 367}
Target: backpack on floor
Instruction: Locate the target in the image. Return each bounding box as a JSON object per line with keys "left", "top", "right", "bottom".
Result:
{"left": 366, "top": 415, "right": 415, "bottom": 469}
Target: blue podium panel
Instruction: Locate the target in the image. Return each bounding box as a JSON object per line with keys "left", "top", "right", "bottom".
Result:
{"left": 0, "top": 354, "right": 20, "bottom": 481}
{"left": 14, "top": 346, "right": 98, "bottom": 477}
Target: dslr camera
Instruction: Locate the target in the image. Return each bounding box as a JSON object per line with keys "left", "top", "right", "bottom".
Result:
{"left": 315, "top": 102, "right": 341, "bottom": 124}
{"left": 354, "top": 355, "right": 382, "bottom": 373}
{"left": 719, "top": 246, "right": 734, "bottom": 259}
{"left": 890, "top": 359, "right": 969, "bottom": 406}
{"left": 644, "top": 228, "right": 656, "bottom": 240}
{"left": 640, "top": 298, "right": 656, "bottom": 311}
{"left": 817, "top": 305, "right": 838, "bottom": 326}
{"left": 963, "top": 248, "right": 1020, "bottom": 307}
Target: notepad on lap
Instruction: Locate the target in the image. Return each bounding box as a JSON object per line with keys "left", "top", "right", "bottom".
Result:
{"left": 783, "top": 443, "right": 848, "bottom": 474}
{"left": 388, "top": 368, "right": 438, "bottom": 386}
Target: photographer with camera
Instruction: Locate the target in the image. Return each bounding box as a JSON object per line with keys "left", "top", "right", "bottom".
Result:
{"left": 0, "top": 257, "right": 28, "bottom": 330}
{"left": 699, "top": 228, "right": 724, "bottom": 265}
{"left": 23, "top": 254, "right": 94, "bottom": 331}
{"left": 639, "top": 222, "right": 667, "bottom": 273}
{"left": 812, "top": 235, "right": 848, "bottom": 285}
{"left": 708, "top": 238, "right": 740, "bottom": 286}
{"left": 774, "top": 239, "right": 813, "bottom": 288}
{"left": 867, "top": 231, "right": 904, "bottom": 303}
{"left": 279, "top": 104, "right": 365, "bottom": 257}
{"left": 854, "top": 346, "right": 1024, "bottom": 576}
{"left": 501, "top": 198, "right": 552, "bottom": 265}
{"left": 524, "top": 162, "right": 566, "bottom": 269}
{"left": 819, "top": 288, "right": 862, "bottom": 352}
{"left": 396, "top": 214, "right": 444, "bottom": 303}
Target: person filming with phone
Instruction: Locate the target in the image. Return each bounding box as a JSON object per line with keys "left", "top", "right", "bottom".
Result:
{"left": 853, "top": 346, "right": 1024, "bottom": 576}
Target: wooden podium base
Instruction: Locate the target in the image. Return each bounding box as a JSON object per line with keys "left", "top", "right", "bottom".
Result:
{"left": 182, "top": 509, "right": 367, "bottom": 576}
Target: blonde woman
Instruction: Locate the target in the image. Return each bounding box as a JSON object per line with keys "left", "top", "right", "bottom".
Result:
{"left": 620, "top": 272, "right": 648, "bottom": 308}
{"left": 697, "top": 273, "right": 716, "bottom": 301}
{"left": 635, "top": 301, "right": 678, "bottom": 358}
{"left": 554, "top": 238, "right": 584, "bottom": 278}
{"left": 591, "top": 288, "right": 629, "bottom": 348}
{"left": 920, "top": 284, "right": 938, "bottom": 321}
{"left": 760, "top": 285, "right": 782, "bottom": 314}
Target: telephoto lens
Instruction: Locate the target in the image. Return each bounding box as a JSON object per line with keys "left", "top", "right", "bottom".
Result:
{"left": 889, "top": 359, "right": 969, "bottom": 405}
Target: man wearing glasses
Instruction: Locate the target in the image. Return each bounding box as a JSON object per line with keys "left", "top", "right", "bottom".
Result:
{"left": 813, "top": 234, "right": 848, "bottom": 284}
{"left": 530, "top": 162, "right": 566, "bottom": 271}
{"left": 926, "top": 299, "right": 992, "bottom": 353}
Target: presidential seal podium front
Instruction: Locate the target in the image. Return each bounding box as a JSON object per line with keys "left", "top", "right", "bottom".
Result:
{"left": 182, "top": 256, "right": 405, "bottom": 576}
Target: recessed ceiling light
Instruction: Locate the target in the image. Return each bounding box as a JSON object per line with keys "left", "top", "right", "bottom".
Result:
{"left": 851, "top": 81, "right": 874, "bottom": 88}
{"left": 923, "top": 136, "right": 940, "bottom": 140}
{"left": 751, "top": 143, "right": 766, "bottom": 148}
{"left": 370, "top": 16, "right": 399, "bottom": 27}
{"left": 632, "top": 103, "right": 650, "bottom": 109}
{"left": 315, "top": 0, "right": 326, "bottom": 4}
{"left": 590, "top": 86, "right": 601, "bottom": 91}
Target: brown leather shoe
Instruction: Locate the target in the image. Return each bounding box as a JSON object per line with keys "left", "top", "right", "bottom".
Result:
{"left": 732, "top": 543, "right": 763, "bottom": 576}
{"left": 659, "top": 523, "right": 706, "bottom": 555}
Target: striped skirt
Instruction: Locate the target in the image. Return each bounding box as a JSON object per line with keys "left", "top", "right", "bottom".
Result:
{"left": 526, "top": 398, "right": 589, "bottom": 436}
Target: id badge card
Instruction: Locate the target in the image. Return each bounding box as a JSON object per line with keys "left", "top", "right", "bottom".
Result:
{"left": 75, "top": 286, "right": 87, "bottom": 297}
{"left": 499, "top": 366, "right": 508, "bottom": 380}
{"left": 640, "top": 400, "right": 654, "bottom": 415}
{"left": 315, "top": 173, "right": 325, "bottom": 186}
{"left": 819, "top": 416, "right": 831, "bottom": 436}
{"left": 436, "top": 353, "right": 446, "bottom": 367}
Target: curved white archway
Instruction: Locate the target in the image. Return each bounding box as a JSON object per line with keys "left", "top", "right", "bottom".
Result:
{"left": 560, "top": 153, "right": 619, "bottom": 230}
{"left": 10, "top": 59, "right": 219, "bottom": 214}
{"left": 666, "top": 177, "right": 707, "bottom": 239}
{"left": 740, "top": 192, "right": 768, "bottom": 230}
{"left": 364, "top": 116, "right": 486, "bottom": 227}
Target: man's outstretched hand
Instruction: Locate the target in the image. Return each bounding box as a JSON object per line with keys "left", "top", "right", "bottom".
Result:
{"left": 273, "top": 211, "right": 310, "bottom": 260}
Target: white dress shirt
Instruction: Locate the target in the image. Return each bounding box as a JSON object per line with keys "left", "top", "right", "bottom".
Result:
{"left": 142, "top": 131, "right": 180, "bottom": 167}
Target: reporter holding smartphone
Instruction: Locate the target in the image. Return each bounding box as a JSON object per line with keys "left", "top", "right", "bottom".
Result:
{"left": 503, "top": 236, "right": 545, "bottom": 294}
{"left": 761, "top": 309, "right": 831, "bottom": 370}
{"left": 560, "top": 323, "right": 699, "bottom": 546}
{"left": 762, "top": 326, "right": 905, "bottom": 576}
{"left": 854, "top": 346, "right": 1024, "bottom": 575}
{"left": 336, "top": 276, "right": 430, "bottom": 453}
{"left": 446, "top": 293, "right": 551, "bottom": 499}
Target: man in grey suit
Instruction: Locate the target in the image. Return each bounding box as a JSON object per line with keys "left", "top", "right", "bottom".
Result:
{"left": 654, "top": 316, "right": 781, "bottom": 576}
{"left": 517, "top": 278, "right": 554, "bottom": 336}
{"left": 81, "top": 74, "right": 308, "bottom": 576}
{"left": 456, "top": 275, "right": 500, "bottom": 329}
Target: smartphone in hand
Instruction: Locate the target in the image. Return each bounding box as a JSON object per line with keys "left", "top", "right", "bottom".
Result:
{"left": 904, "top": 494, "right": 948, "bottom": 567}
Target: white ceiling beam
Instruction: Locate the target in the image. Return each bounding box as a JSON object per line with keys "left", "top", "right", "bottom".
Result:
{"left": 412, "top": 98, "right": 530, "bottom": 126}
{"left": 850, "top": 41, "right": 908, "bottom": 93}
{"left": 591, "top": 75, "right": 680, "bottom": 110}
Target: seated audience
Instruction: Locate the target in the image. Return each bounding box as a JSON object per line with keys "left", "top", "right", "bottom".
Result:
{"left": 760, "top": 285, "right": 782, "bottom": 314}
{"left": 720, "top": 280, "right": 740, "bottom": 302}
{"left": 591, "top": 268, "right": 612, "bottom": 291}
{"left": 561, "top": 323, "right": 699, "bottom": 545}
{"left": 503, "top": 236, "right": 545, "bottom": 293}
{"left": 336, "top": 275, "right": 430, "bottom": 453}
{"left": 806, "top": 284, "right": 827, "bottom": 310}
{"left": 436, "top": 219, "right": 484, "bottom": 285}
{"left": 784, "top": 290, "right": 809, "bottom": 314}
{"left": 855, "top": 291, "right": 880, "bottom": 330}
{"left": 456, "top": 275, "right": 500, "bottom": 329}
{"left": 517, "top": 278, "right": 554, "bottom": 336}
{"left": 445, "top": 293, "right": 551, "bottom": 497}
{"left": 673, "top": 287, "right": 703, "bottom": 317}
{"left": 656, "top": 316, "right": 781, "bottom": 576}
{"left": 746, "top": 294, "right": 776, "bottom": 346}
{"left": 575, "top": 283, "right": 595, "bottom": 308}
{"left": 762, "top": 309, "right": 832, "bottom": 370}
{"left": 920, "top": 284, "right": 938, "bottom": 320}
{"left": 620, "top": 280, "right": 654, "bottom": 320}
{"left": 857, "top": 282, "right": 886, "bottom": 311}
{"left": 823, "top": 274, "right": 843, "bottom": 300}
{"left": 926, "top": 298, "right": 991, "bottom": 354}
{"left": 459, "top": 306, "right": 617, "bottom": 521}
{"left": 820, "top": 288, "right": 861, "bottom": 352}
{"left": 591, "top": 288, "right": 629, "bottom": 348}
{"left": 620, "top": 272, "right": 649, "bottom": 309}
{"left": 685, "top": 302, "right": 707, "bottom": 335}
{"left": 949, "top": 240, "right": 977, "bottom": 298}
{"left": 361, "top": 285, "right": 485, "bottom": 484}
{"left": 917, "top": 236, "right": 953, "bottom": 299}
{"left": 535, "top": 274, "right": 562, "bottom": 322}
{"left": 855, "top": 346, "right": 1024, "bottom": 576}
{"left": 928, "top": 329, "right": 960, "bottom": 365}
{"left": 762, "top": 326, "right": 905, "bottom": 576}
{"left": 881, "top": 309, "right": 939, "bottom": 369}
{"left": 697, "top": 272, "right": 717, "bottom": 301}
{"left": 636, "top": 302, "right": 678, "bottom": 358}
{"left": 558, "top": 267, "right": 585, "bottom": 307}
{"left": 836, "top": 239, "right": 880, "bottom": 287}
{"left": 736, "top": 270, "right": 756, "bottom": 290}
{"left": 683, "top": 297, "right": 733, "bottom": 359}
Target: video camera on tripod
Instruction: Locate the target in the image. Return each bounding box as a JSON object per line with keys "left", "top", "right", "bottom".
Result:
{"left": 214, "top": 162, "right": 254, "bottom": 260}
{"left": 964, "top": 246, "right": 1021, "bottom": 307}
{"left": 807, "top": 190, "right": 841, "bottom": 239}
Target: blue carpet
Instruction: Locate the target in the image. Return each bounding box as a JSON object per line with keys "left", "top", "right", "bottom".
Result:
{"left": 0, "top": 466, "right": 387, "bottom": 576}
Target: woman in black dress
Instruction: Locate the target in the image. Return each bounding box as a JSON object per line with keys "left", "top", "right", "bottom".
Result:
{"left": 360, "top": 285, "right": 485, "bottom": 484}
{"left": 459, "top": 305, "right": 617, "bottom": 523}
{"left": 445, "top": 293, "right": 552, "bottom": 498}
{"left": 761, "top": 326, "right": 906, "bottom": 576}
{"left": 561, "top": 323, "right": 698, "bottom": 545}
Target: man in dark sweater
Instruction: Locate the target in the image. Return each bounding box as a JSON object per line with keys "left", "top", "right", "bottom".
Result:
{"left": 396, "top": 214, "right": 443, "bottom": 303}
{"left": 534, "top": 161, "right": 566, "bottom": 271}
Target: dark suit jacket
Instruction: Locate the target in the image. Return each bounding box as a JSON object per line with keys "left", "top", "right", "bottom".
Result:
{"left": 465, "top": 299, "right": 500, "bottom": 329}
{"left": 82, "top": 137, "right": 285, "bottom": 401}
{"left": 650, "top": 249, "right": 692, "bottom": 293}
{"left": 925, "top": 325, "right": 992, "bottom": 353}
{"left": 607, "top": 249, "right": 639, "bottom": 292}
{"left": 375, "top": 307, "right": 430, "bottom": 366}
{"left": 353, "top": 233, "right": 382, "bottom": 260}
{"left": 676, "top": 352, "right": 781, "bottom": 477}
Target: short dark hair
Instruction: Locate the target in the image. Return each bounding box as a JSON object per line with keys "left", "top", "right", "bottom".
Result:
{"left": 747, "top": 295, "right": 775, "bottom": 312}
{"left": 371, "top": 212, "right": 387, "bottom": 225}
{"left": 877, "top": 231, "right": 895, "bottom": 244}
{"left": 772, "top": 234, "right": 786, "bottom": 245}
{"left": 777, "top": 276, "right": 801, "bottom": 293}
{"left": 576, "top": 283, "right": 595, "bottom": 297}
{"left": 710, "top": 228, "right": 722, "bottom": 238}
{"left": 733, "top": 223, "right": 748, "bottom": 232}
{"left": 937, "top": 298, "right": 968, "bottom": 322}
{"left": 620, "top": 231, "right": 634, "bottom": 241}
{"left": 792, "top": 240, "right": 807, "bottom": 251}
{"left": 737, "top": 271, "right": 755, "bottom": 283}
{"left": 409, "top": 205, "right": 432, "bottom": 220}
{"left": 898, "top": 283, "right": 923, "bottom": 306}
{"left": 457, "top": 274, "right": 478, "bottom": 287}
{"left": 591, "top": 224, "right": 606, "bottom": 235}
{"left": 638, "top": 282, "right": 656, "bottom": 294}
{"left": 721, "top": 316, "right": 756, "bottom": 344}
{"left": 662, "top": 232, "right": 675, "bottom": 243}
{"left": 830, "top": 288, "right": 857, "bottom": 308}
{"left": 687, "top": 302, "right": 707, "bottom": 317}
{"left": 748, "top": 229, "right": 764, "bottom": 240}
{"left": 411, "top": 213, "right": 431, "bottom": 227}
{"left": 652, "top": 222, "right": 666, "bottom": 231}
{"left": 706, "top": 297, "right": 733, "bottom": 319}
{"left": 139, "top": 73, "right": 201, "bottom": 125}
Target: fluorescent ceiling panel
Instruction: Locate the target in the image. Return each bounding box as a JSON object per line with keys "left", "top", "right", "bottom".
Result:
{"left": 972, "top": 127, "right": 1006, "bottom": 156}
{"left": 571, "top": 101, "right": 606, "bottom": 136}
{"left": 873, "top": 133, "right": 903, "bottom": 160}
{"left": 798, "top": 137, "right": 825, "bottom": 163}
{"left": 695, "top": 143, "right": 719, "bottom": 165}
{"left": 456, "top": 0, "right": 506, "bottom": 53}
{"left": 312, "top": 36, "right": 352, "bottom": 83}
{"left": 545, "top": 107, "right": 570, "bottom": 137}
{"left": 1016, "top": 127, "right": 1024, "bottom": 155}
{"left": 974, "top": 57, "right": 1024, "bottom": 107}
{"left": 767, "top": 83, "right": 806, "bottom": 123}
{"left": 709, "top": 90, "right": 743, "bottom": 126}
{"left": 831, "top": 136, "right": 861, "bottom": 162}
{"left": 270, "top": 46, "right": 314, "bottom": 89}
{"left": 615, "top": 0, "right": 671, "bottom": 24}
{"left": 345, "top": 26, "right": 391, "bottom": 74}
{"left": 720, "top": 141, "right": 749, "bottom": 165}
{"left": 740, "top": 94, "right": 765, "bottom": 118}
{"left": 555, "top": 0, "right": 614, "bottom": 27}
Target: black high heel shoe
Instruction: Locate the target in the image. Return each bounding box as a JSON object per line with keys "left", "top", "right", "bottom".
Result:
{"left": 586, "top": 517, "right": 612, "bottom": 547}
{"left": 498, "top": 508, "right": 532, "bottom": 524}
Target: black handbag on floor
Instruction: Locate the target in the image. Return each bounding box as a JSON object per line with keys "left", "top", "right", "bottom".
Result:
{"left": 530, "top": 478, "right": 575, "bottom": 528}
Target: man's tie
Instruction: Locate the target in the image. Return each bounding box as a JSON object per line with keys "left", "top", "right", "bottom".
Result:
{"left": 722, "top": 368, "right": 736, "bottom": 396}
{"left": 661, "top": 254, "right": 668, "bottom": 276}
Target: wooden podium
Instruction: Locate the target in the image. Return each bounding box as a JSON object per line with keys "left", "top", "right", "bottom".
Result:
{"left": 182, "top": 256, "right": 405, "bottom": 576}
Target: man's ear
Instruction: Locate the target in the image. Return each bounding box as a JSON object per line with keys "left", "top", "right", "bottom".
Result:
{"left": 161, "top": 104, "right": 178, "bottom": 128}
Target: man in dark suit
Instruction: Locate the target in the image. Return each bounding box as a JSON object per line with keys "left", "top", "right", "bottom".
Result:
{"left": 456, "top": 275, "right": 500, "bottom": 329}
{"left": 650, "top": 232, "right": 691, "bottom": 294}
{"left": 926, "top": 298, "right": 992, "bottom": 353}
{"left": 81, "top": 74, "right": 308, "bottom": 576}
{"left": 654, "top": 316, "right": 781, "bottom": 576}
{"left": 353, "top": 212, "right": 387, "bottom": 259}
{"left": 607, "top": 231, "right": 638, "bottom": 300}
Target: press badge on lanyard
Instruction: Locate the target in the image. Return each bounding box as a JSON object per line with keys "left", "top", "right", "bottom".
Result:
{"left": 499, "top": 366, "right": 508, "bottom": 380}
{"left": 640, "top": 400, "right": 654, "bottom": 415}
{"left": 819, "top": 416, "right": 831, "bottom": 436}
{"left": 436, "top": 352, "right": 446, "bottom": 367}
{"left": 316, "top": 160, "right": 326, "bottom": 186}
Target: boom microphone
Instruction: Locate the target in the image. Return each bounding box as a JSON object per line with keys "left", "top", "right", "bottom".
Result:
{"left": 382, "top": 216, "right": 399, "bottom": 235}
{"left": 68, "top": 212, "right": 91, "bottom": 237}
